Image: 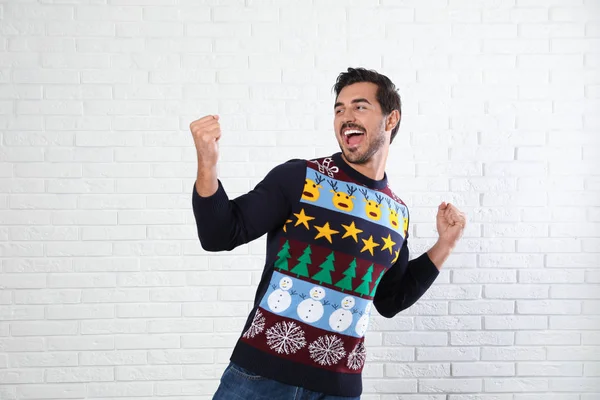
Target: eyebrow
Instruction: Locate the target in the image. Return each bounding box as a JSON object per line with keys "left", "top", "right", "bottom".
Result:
{"left": 334, "top": 98, "right": 372, "bottom": 109}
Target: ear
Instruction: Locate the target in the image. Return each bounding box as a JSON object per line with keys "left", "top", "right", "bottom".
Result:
{"left": 386, "top": 109, "right": 400, "bottom": 132}
{"left": 317, "top": 184, "right": 323, "bottom": 189}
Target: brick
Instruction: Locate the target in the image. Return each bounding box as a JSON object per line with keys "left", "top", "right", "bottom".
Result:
{"left": 449, "top": 396, "right": 512, "bottom": 400}
{"left": 383, "top": 332, "right": 447, "bottom": 346}
{"left": 0, "top": 306, "right": 44, "bottom": 321}
{"left": 517, "top": 299, "right": 582, "bottom": 314}
{"left": 11, "top": 321, "right": 78, "bottom": 337}
{"left": 547, "top": 254, "right": 600, "bottom": 268}
{"left": 115, "top": 335, "right": 179, "bottom": 351}
{"left": 453, "top": 270, "right": 517, "bottom": 284}
{"left": 482, "top": 347, "right": 546, "bottom": 361}
{"left": 73, "top": 259, "right": 139, "bottom": 274}
{"left": 385, "top": 363, "right": 450, "bottom": 378}
{"left": 552, "top": 285, "right": 600, "bottom": 299}
{"left": 485, "top": 378, "right": 549, "bottom": 392}
{"left": 518, "top": 238, "right": 581, "bottom": 253}
{"left": 116, "top": 365, "right": 182, "bottom": 381}
{"left": 81, "top": 319, "right": 147, "bottom": 335}
{"left": 451, "top": 331, "right": 514, "bottom": 346}
{"left": 450, "top": 300, "right": 514, "bottom": 315}
{"left": 516, "top": 331, "right": 580, "bottom": 345}
{"left": 485, "top": 284, "right": 548, "bottom": 299}
{"left": 0, "top": 338, "right": 44, "bottom": 353}
{"left": 0, "top": 273, "right": 45, "bottom": 289}
{"left": 485, "top": 316, "right": 548, "bottom": 330}
{"left": 418, "top": 347, "right": 480, "bottom": 361}
{"left": 52, "top": 211, "right": 117, "bottom": 226}
{"left": 485, "top": 161, "right": 546, "bottom": 176}
{"left": 86, "top": 382, "right": 153, "bottom": 398}
{"left": 584, "top": 362, "right": 600, "bottom": 376}
{"left": 517, "top": 362, "right": 583, "bottom": 376}
{"left": 518, "top": 177, "right": 584, "bottom": 191}
{"left": 420, "top": 378, "right": 483, "bottom": 393}
{"left": 549, "top": 377, "right": 600, "bottom": 392}
{"left": 424, "top": 285, "right": 482, "bottom": 300}
{"left": 452, "top": 362, "right": 515, "bottom": 376}
{"left": 548, "top": 346, "right": 600, "bottom": 360}
{"left": 79, "top": 351, "right": 147, "bottom": 366}
{"left": 519, "top": 270, "right": 585, "bottom": 284}
{"left": 483, "top": 223, "right": 547, "bottom": 238}
{"left": 550, "top": 316, "right": 600, "bottom": 330}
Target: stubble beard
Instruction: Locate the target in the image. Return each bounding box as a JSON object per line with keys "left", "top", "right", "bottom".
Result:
{"left": 340, "top": 123, "right": 387, "bottom": 165}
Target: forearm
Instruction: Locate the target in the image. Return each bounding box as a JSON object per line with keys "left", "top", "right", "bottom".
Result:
{"left": 373, "top": 243, "right": 439, "bottom": 318}
{"left": 195, "top": 156, "right": 219, "bottom": 197}
{"left": 192, "top": 180, "right": 239, "bottom": 251}
{"left": 426, "top": 239, "right": 456, "bottom": 271}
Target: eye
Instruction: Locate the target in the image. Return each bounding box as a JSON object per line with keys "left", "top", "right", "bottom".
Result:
{"left": 313, "top": 184, "right": 316, "bottom": 188}
{"left": 345, "top": 195, "right": 349, "bottom": 199}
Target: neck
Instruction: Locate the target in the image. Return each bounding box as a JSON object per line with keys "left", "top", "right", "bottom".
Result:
{"left": 341, "top": 148, "right": 388, "bottom": 181}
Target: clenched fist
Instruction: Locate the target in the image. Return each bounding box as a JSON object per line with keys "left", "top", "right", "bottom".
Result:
{"left": 190, "top": 115, "right": 221, "bottom": 169}
{"left": 436, "top": 202, "right": 466, "bottom": 248}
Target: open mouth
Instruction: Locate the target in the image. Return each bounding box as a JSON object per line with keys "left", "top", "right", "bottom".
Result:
{"left": 303, "top": 191, "right": 314, "bottom": 198}
{"left": 336, "top": 202, "right": 348, "bottom": 209}
{"left": 343, "top": 128, "right": 365, "bottom": 147}
{"left": 392, "top": 221, "right": 398, "bottom": 227}
{"left": 369, "top": 212, "right": 377, "bottom": 217}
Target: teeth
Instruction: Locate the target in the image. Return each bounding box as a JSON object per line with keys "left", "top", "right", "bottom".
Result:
{"left": 344, "top": 130, "right": 363, "bottom": 136}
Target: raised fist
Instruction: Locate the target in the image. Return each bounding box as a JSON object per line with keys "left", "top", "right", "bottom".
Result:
{"left": 190, "top": 115, "right": 221, "bottom": 168}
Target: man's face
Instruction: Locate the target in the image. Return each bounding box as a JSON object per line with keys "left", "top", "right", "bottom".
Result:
{"left": 333, "top": 82, "right": 389, "bottom": 165}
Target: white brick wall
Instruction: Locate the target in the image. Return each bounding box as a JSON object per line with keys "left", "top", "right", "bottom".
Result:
{"left": 0, "top": 0, "right": 599, "bottom": 398}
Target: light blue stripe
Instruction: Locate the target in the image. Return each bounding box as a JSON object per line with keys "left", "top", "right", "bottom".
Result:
{"left": 301, "top": 169, "right": 408, "bottom": 236}
{"left": 259, "top": 271, "right": 373, "bottom": 338}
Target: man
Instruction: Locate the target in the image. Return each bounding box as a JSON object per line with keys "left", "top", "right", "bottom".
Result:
{"left": 191, "top": 67, "right": 466, "bottom": 400}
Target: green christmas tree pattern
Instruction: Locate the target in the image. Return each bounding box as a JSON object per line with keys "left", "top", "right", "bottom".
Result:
{"left": 274, "top": 240, "right": 291, "bottom": 271}
{"left": 355, "top": 264, "right": 374, "bottom": 297}
{"left": 334, "top": 258, "right": 357, "bottom": 292}
{"left": 311, "top": 252, "right": 335, "bottom": 284}
{"left": 290, "top": 245, "right": 312, "bottom": 278}
{"left": 370, "top": 269, "right": 385, "bottom": 297}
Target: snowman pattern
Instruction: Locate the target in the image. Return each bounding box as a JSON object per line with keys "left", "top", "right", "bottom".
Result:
{"left": 329, "top": 296, "right": 355, "bottom": 333}
{"left": 297, "top": 286, "right": 326, "bottom": 323}
{"left": 267, "top": 277, "right": 293, "bottom": 314}
{"left": 355, "top": 302, "right": 373, "bottom": 337}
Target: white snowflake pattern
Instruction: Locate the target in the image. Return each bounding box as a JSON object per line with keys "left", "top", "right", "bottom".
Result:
{"left": 243, "top": 309, "right": 265, "bottom": 339}
{"left": 266, "top": 321, "right": 307, "bottom": 354}
{"left": 310, "top": 158, "right": 339, "bottom": 178}
{"left": 308, "top": 335, "right": 346, "bottom": 366}
{"left": 346, "top": 342, "right": 366, "bottom": 370}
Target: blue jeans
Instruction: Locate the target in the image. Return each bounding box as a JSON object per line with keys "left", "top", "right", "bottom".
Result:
{"left": 212, "top": 362, "right": 361, "bottom": 400}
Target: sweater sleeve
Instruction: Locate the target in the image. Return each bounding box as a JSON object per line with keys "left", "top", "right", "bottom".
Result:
{"left": 192, "top": 159, "right": 305, "bottom": 252}
{"left": 372, "top": 239, "right": 440, "bottom": 318}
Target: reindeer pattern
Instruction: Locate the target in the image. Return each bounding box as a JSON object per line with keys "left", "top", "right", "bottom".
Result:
{"left": 300, "top": 167, "right": 408, "bottom": 236}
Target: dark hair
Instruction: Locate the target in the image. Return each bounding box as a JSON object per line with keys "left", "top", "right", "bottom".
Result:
{"left": 332, "top": 67, "right": 402, "bottom": 143}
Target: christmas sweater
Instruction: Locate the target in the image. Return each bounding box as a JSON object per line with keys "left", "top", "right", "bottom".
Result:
{"left": 192, "top": 152, "right": 439, "bottom": 397}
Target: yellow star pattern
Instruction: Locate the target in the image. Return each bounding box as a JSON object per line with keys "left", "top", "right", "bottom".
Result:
{"left": 360, "top": 235, "right": 380, "bottom": 256}
{"left": 341, "top": 221, "right": 363, "bottom": 242}
{"left": 392, "top": 248, "right": 400, "bottom": 263}
{"left": 314, "top": 222, "right": 340, "bottom": 244}
{"left": 381, "top": 234, "right": 396, "bottom": 255}
{"left": 282, "top": 219, "right": 293, "bottom": 233}
{"left": 294, "top": 208, "right": 315, "bottom": 230}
